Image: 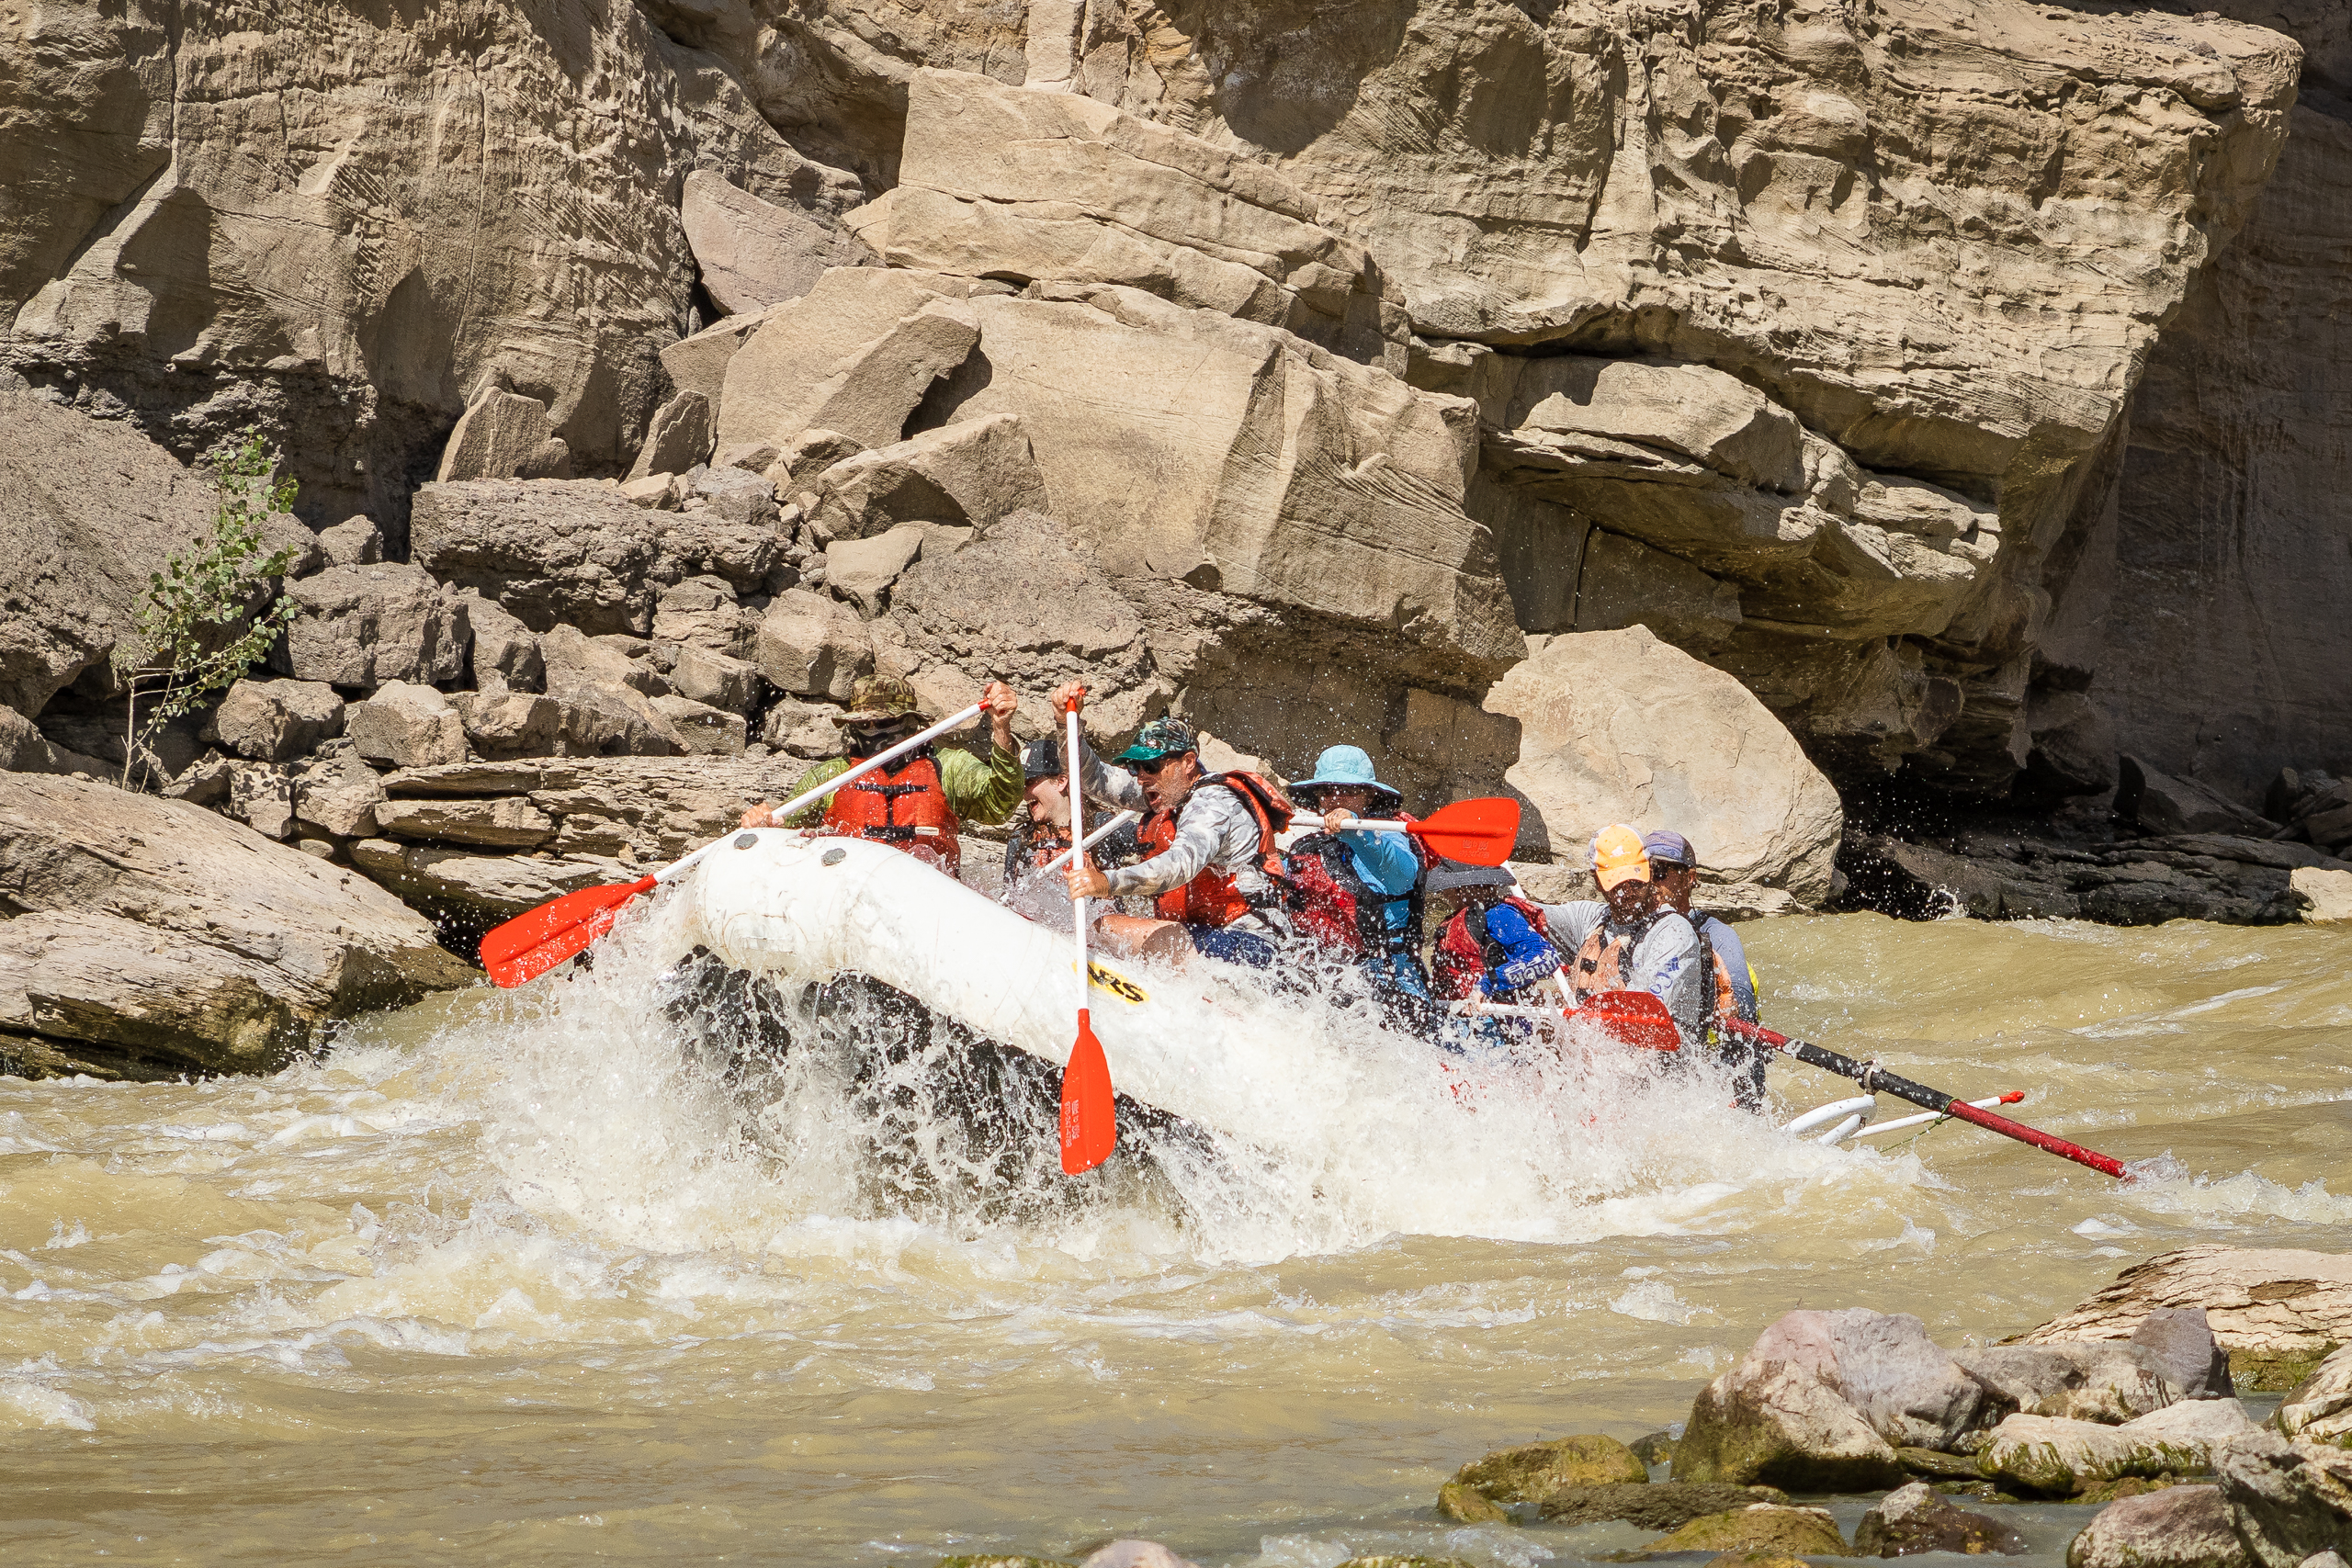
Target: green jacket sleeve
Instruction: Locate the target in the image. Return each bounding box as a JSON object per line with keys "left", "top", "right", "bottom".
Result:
{"left": 939, "top": 742, "right": 1023, "bottom": 827}
{"left": 776, "top": 758, "right": 853, "bottom": 827}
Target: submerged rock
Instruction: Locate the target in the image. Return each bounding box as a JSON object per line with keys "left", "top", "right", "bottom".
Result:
{"left": 1434, "top": 1482, "right": 1509, "bottom": 1524}
{"left": 1640, "top": 1504, "right": 1849, "bottom": 1557}
{"left": 1855, "top": 1482, "right": 2027, "bottom": 1556}
{"left": 1539, "top": 1483, "right": 1792, "bottom": 1529}
{"left": 2066, "top": 1484, "right": 2250, "bottom": 1568}
{"left": 1450, "top": 1433, "right": 1649, "bottom": 1506}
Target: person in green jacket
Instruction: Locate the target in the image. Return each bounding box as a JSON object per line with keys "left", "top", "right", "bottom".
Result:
{"left": 739, "top": 675, "right": 1023, "bottom": 876}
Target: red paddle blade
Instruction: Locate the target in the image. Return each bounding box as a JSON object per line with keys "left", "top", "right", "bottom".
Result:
{"left": 480, "top": 876, "right": 656, "bottom": 987}
{"left": 1568, "top": 988, "right": 1682, "bottom": 1051}
{"left": 1059, "top": 1011, "right": 1117, "bottom": 1174}
{"left": 1408, "top": 797, "right": 1521, "bottom": 866}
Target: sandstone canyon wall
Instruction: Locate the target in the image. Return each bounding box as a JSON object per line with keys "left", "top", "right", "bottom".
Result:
{"left": 2, "top": 2, "right": 2341, "bottom": 825}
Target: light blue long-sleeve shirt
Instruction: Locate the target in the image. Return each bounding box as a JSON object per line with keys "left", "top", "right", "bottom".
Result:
{"left": 1338, "top": 826, "right": 1419, "bottom": 932}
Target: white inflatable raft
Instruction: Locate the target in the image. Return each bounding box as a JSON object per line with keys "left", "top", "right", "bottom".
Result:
{"left": 654, "top": 829, "right": 1253, "bottom": 1139}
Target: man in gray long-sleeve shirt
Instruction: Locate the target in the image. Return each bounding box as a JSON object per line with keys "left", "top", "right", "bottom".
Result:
{"left": 1052, "top": 682, "right": 1289, "bottom": 968}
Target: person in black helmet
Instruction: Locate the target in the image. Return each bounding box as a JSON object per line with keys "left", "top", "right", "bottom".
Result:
{"left": 1002, "top": 733, "right": 1140, "bottom": 921}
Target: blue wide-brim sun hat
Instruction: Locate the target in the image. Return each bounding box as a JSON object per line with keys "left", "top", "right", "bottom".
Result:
{"left": 1290, "top": 745, "right": 1402, "bottom": 806}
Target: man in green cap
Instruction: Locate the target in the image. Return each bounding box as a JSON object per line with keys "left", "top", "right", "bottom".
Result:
{"left": 1048, "top": 680, "right": 1295, "bottom": 968}
{"left": 740, "top": 675, "right": 1022, "bottom": 878}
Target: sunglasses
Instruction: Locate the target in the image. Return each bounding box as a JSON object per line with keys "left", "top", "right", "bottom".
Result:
{"left": 1132, "top": 755, "right": 1188, "bottom": 776}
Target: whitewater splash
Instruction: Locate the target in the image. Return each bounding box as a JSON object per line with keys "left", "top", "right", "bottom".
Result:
{"left": 443, "top": 863, "right": 1884, "bottom": 1269}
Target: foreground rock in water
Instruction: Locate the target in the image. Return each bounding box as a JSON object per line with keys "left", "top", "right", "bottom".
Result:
{"left": 2024, "top": 1248, "right": 2352, "bottom": 1391}
{"left": 1962, "top": 1308, "right": 2234, "bottom": 1423}
{"left": 2066, "top": 1485, "right": 2249, "bottom": 1568}
{"left": 1537, "top": 1483, "right": 1792, "bottom": 1529}
{"left": 1639, "top": 1504, "right": 1848, "bottom": 1558}
{"left": 1979, "top": 1402, "right": 2258, "bottom": 1498}
{"left": 1856, "top": 1482, "right": 2027, "bottom": 1557}
{"left": 0, "top": 774, "right": 473, "bottom": 1080}
{"left": 2278, "top": 1345, "right": 2352, "bottom": 1448}
{"left": 1447, "top": 1433, "right": 1648, "bottom": 1506}
{"left": 1673, "top": 1308, "right": 2002, "bottom": 1492}
{"left": 2213, "top": 1430, "right": 2352, "bottom": 1568}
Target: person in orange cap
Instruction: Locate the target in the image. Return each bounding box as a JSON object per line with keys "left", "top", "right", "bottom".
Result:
{"left": 1540, "top": 823, "right": 1707, "bottom": 1048}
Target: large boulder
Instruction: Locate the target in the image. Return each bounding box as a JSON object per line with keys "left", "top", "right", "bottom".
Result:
{"left": 755, "top": 590, "right": 874, "bottom": 702}
{"left": 202, "top": 678, "right": 345, "bottom": 762}
{"left": 347, "top": 682, "right": 469, "bottom": 768}
{"left": 945, "top": 283, "right": 1521, "bottom": 677}
{"left": 434, "top": 389, "right": 570, "bottom": 482}
{"left": 2023, "top": 1248, "right": 2352, "bottom": 1392}
{"left": 626, "top": 390, "right": 713, "bottom": 481}
{"left": 411, "top": 479, "right": 785, "bottom": 633}
{"left": 2067, "top": 1485, "right": 2250, "bottom": 1568}
{"left": 713, "top": 268, "right": 983, "bottom": 457}
{"left": 0, "top": 773, "right": 470, "bottom": 1080}
{"left": 2120, "top": 757, "right": 2281, "bottom": 839}
{"left": 1482, "top": 626, "right": 1844, "bottom": 908}
{"left": 806, "top": 415, "right": 1049, "bottom": 541}
{"left": 0, "top": 389, "right": 215, "bottom": 717}
{"left": 2213, "top": 1429, "right": 2352, "bottom": 1568}
{"left": 845, "top": 69, "right": 1404, "bottom": 371}
{"left": 1674, "top": 1309, "right": 1999, "bottom": 1492}
{"left": 680, "top": 168, "right": 874, "bottom": 318}
{"left": 271, "top": 563, "right": 470, "bottom": 690}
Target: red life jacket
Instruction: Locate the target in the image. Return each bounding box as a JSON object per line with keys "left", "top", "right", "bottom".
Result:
{"left": 1136, "top": 771, "right": 1294, "bottom": 928}
{"left": 823, "top": 749, "right": 960, "bottom": 874}
{"left": 1287, "top": 829, "right": 1428, "bottom": 959}
{"left": 1432, "top": 895, "right": 1554, "bottom": 1000}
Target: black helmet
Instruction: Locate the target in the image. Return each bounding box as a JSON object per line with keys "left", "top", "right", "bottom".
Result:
{"left": 1022, "top": 735, "right": 1063, "bottom": 781}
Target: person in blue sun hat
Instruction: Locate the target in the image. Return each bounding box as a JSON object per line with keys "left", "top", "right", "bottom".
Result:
{"left": 1284, "top": 744, "right": 1437, "bottom": 1024}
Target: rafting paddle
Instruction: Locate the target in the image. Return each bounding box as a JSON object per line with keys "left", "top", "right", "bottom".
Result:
{"left": 479, "top": 702, "right": 989, "bottom": 987}
{"left": 1034, "top": 810, "right": 1140, "bottom": 877}
{"left": 1345, "top": 797, "right": 1521, "bottom": 866}
{"left": 1058, "top": 694, "right": 1116, "bottom": 1175}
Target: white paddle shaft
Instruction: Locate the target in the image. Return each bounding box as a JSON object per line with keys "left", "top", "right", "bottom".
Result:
{"left": 653, "top": 702, "right": 988, "bottom": 887}
{"left": 1066, "top": 705, "right": 1089, "bottom": 987}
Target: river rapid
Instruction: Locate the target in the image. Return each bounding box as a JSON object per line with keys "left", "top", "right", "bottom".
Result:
{"left": 4, "top": 911, "right": 2350, "bottom": 1565}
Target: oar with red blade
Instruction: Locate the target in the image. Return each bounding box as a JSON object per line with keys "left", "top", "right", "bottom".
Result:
{"left": 1721, "top": 1012, "right": 2128, "bottom": 1178}
{"left": 1345, "top": 797, "right": 1521, "bottom": 866}
{"left": 479, "top": 702, "right": 987, "bottom": 987}
{"left": 1058, "top": 694, "right": 1116, "bottom": 1174}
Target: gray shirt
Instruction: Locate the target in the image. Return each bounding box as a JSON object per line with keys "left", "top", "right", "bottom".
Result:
{"left": 1072, "top": 741, "right": 1279, "bottom": 908}
{"left": 1540, "top": 898, "right": 1708, "bottom": 1045}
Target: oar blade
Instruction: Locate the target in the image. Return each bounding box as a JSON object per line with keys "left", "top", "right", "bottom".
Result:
{"left": 1058, "top": 1011, "right": 1117, "bottom": 1174}
{"left": 1409, "top": 797, "right": 1521, "bottom": 866}
{"left": 480, "top": 877, "right": 655, "bottom": 987}
{"left": 1569, "top": 988, "right": 1682, "bottom": 1052}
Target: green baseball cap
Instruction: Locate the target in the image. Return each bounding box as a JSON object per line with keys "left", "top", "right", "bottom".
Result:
{"left": 1117, "top": 716, "right": 1198, "bottom": 763}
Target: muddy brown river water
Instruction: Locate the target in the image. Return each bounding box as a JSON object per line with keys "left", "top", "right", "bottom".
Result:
{"left": 4, "top": 912, "right": 2349, "bottom": 1564}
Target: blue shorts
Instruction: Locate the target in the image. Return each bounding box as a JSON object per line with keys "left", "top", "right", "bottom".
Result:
{"left": 1186, "top": 925, "right": 1280, "bottom": 969}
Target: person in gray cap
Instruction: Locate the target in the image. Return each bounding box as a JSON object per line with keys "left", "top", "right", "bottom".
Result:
{"left": 1643, "top": 829, "right": 1767, "bottom": 1110}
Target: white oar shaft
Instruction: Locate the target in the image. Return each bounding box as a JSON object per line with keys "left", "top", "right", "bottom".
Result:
{"left": 1847, "top": 1095, "right": 2018, "bottom": 1141}
{"left": 653, "top": 702, "right": 987, "bottom": 886}
{"left": 1066, "top": 705, "right": 1088, "bottom": 981}
{"left": 1035, "top": 811, "right": 1137, "bottom": 877}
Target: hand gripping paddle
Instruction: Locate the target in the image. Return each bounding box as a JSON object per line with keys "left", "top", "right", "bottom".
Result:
{"left": 479, "top": 702, "right": 988, "bottom": 987}
{"left": 1057, "top": 695, "right": 1116, "bottom": 1175}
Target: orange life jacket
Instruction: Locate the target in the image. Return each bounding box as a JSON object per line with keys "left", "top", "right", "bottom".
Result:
{"left": 1566, "top": 908, "right": 1666, "bottom": 1005}
{"left": 824, "top": 750, "right": 960, "bottom": 874}
{"left": 1136, "top": 772, "right": 1294, "bottom": 928}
